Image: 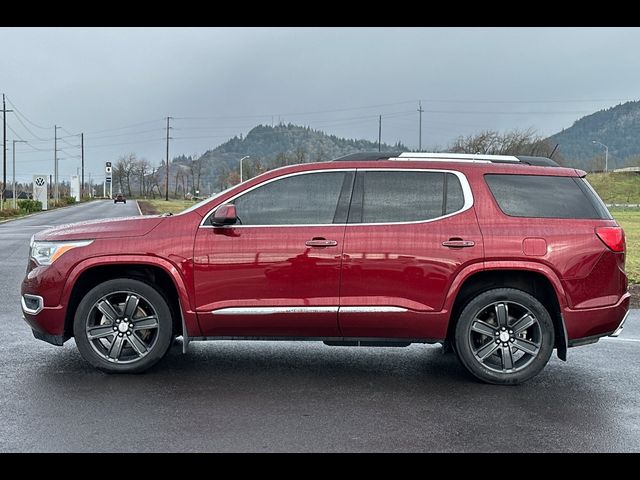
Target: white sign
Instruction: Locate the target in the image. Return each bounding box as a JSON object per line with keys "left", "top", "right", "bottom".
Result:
{"left": 70, "top": 175, "right": 81, "bottom": 202}
{"left": 33, "top": 175, "right": 48, "bottom": 211}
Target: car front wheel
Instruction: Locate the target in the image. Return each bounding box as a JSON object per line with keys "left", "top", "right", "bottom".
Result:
{"left": 73, "top": 278, "right": 173, "bottom": 373}
{"left": 454, "top": 288, "right": 555, "bottom": 385}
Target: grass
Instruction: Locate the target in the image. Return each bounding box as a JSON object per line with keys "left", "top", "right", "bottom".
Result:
{"left": 137, "top": 199, "right": 197, "bottom": 215}
{"left": 611, "top": 209, "right": 640, "bottom": 284}
{"left": 586, "top": 172, "right": 640, "bottom": 204}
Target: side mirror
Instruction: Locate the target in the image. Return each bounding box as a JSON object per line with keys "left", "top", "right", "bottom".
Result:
{"left": 210, "top": 204, "right": 237, "bottom": 226}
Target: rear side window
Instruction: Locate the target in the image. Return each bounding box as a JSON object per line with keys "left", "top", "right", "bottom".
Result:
{"left": 348, "top": 171, "right": 466, "bottom": 224}
{"left": 485, "top": 174, "right": 612, "bottom": 219}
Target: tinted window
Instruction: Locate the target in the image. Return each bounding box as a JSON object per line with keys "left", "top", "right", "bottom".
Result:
{"left": 349, "top": 171, "right": 466, "bottom": 224}
{"left": 230, "top": 171, "right": 349, "bottom": 225}
{"left": 485, "top": 174, "right": 611, "bottom": 219}
{"left": 445, "top": 173, "right": 464, "bottom": 214}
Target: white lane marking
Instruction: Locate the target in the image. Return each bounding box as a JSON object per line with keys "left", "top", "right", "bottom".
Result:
{"left": 135, "top": 200, "right": 143, "bottom": 216}
{"left": 601, "top": 337, "right": 640, "bottom": 343}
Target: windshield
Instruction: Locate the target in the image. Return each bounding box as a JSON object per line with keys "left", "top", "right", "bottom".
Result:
{"left": 178, "top": 185, "right": 237, "bottom": 215}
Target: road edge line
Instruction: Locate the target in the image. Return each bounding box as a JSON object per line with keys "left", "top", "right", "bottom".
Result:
{"left": 135, "top": 200, "right": 143, "bottom": 216}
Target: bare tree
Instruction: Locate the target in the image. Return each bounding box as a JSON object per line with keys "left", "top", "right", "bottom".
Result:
{"left": 448, "top": 128, "right": 564, "bottom": 164}
{"left": 136, "top": 158, "right": 150, "bottom": 197}
{"left": 294, "top": 146, "right": 307, "bottom": 163}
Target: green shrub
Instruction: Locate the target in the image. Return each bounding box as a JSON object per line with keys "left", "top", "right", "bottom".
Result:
{"left": 17, "top": 199, "right": 43, "bottom": 213}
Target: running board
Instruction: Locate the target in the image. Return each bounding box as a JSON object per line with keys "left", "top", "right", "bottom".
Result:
{"left": 324, "top": 340, "right": 411, "bottom": 347}
{"left": 187, "top": 336, "right": 439, "bottom": 345}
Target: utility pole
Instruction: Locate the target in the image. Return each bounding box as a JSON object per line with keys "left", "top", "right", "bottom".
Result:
{"left": 378, "top": 115, "right": 382, "bottom": 152}
{"left": 54, "top": 125, "right": 61, "bottom": 203}
{"left": 80, "top": 133, "right": 84, "bottom": 199}
{"left": 165, "top": 116, "right": 172, "bottom": 201}
{"left": 1, "top": 94, "right": 13, "bottom": 211}
{"left": 12, "top": 140, "right": 27, "bottom": 208}
{"left": 417, "top": 100, "right": 424, "bottom": 152}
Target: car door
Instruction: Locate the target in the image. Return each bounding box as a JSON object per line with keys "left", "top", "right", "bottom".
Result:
{"left": 338, "top": 168, "right": 483, "bottom": 340}
{"left": 193, "top": 169, "right": 354, "bottom": 337}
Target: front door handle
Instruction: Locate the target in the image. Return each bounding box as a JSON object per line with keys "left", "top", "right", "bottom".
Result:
{"left": 442, "top": 239, "right": 475, "bottom": 248}
{"left": 305, "top": 238, "right": 338, "bottom": 247}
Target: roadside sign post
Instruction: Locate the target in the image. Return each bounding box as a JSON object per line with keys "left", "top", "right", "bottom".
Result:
{"left": 32, "top": 175, "right": 48, "bottom": 211}
{"left": 105, "top": 162, "right": 112, "bottom": 199}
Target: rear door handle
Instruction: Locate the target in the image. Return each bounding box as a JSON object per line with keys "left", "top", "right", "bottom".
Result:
{"left": 442, "top": 240, "right": 475, "bottom": 248}
{"left": 305, "top": 239, "right": 338, "bottom": 247}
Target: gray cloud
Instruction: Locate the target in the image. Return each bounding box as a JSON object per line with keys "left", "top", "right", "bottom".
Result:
{"left": 1, "top": 27, "right": 639, "bottom": 183}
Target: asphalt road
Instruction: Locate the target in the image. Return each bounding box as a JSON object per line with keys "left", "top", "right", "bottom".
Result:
{"left": 0, "top": 200, "right": 639, "bottom": 452}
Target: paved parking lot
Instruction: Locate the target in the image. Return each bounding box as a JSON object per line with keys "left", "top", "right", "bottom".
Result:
{"left": 0, "top": 200, "right": 638, "bottom": 452}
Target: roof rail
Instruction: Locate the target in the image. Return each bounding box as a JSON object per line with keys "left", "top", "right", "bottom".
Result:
{"left": 331, "top": 151, "right": 401, "bottom": 161}
{"left": 394, "top": 152, "right": 518, "bottom": 162}
{"left": 330, "top": 151, "right": 560, "bottom": 167}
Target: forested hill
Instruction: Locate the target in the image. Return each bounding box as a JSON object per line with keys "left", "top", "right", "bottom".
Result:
{"left": 547, "top": 100, "right": 640, "bottom": 170}
{"left": 188, "top": 123, "right": 406, "bottom": 190}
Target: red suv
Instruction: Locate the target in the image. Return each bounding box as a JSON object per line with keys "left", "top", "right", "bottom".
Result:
{"left": 21, "top": 152, "right": 629, "bottom": 384}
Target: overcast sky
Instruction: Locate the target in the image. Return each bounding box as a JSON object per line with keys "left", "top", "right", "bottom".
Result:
{"left": 1, "top": 27, "right": 639, "bottom": 184}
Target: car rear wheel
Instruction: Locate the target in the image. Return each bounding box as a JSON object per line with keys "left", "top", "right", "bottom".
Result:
{"left": 73, "top": 278, "right": 173, "bottom": 373}
{"left": 454, "top": 288, "right": 554, "bottom": 385}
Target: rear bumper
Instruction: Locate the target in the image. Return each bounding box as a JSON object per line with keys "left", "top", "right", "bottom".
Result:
{"left": 564, "top": 292, "right": 630, "bottom": 346}
{"left": 610, "top": 310, "right": 629, "bottom": 337}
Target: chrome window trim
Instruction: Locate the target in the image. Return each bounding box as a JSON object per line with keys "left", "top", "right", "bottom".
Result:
{"left": 21, "top": 294, "right": 44, "bottom": 315}
{"left": 210, "top": 306, "right": 409, "bottom": 315}
{"left": 199, "top": 168, "right": 473, "bottom": 228}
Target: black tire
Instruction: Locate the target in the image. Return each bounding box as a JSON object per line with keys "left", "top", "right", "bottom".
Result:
{"left": 123, "top": 200, "right": 126, "bottom": 204}
{"left": 114, "top": 200, "right": 117, "bottom": 204}
{"left": 454, "top": 288, "right": 554, "bottom": 385}
{"left": 73, "top": 278, "right": 173, "bottom": 373}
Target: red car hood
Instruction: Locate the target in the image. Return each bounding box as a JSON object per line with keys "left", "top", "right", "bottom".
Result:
{"left": 34, "top": 215, "right": 165, "bottom": 241}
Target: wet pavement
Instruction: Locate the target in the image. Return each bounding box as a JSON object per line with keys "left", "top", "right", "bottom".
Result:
{"left": 0, "top": 200, "right": 638, "bottom": 452}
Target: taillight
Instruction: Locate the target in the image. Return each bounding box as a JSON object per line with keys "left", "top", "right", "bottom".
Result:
{"left": 595, "top": 227, "right": 625, "bottom": 252}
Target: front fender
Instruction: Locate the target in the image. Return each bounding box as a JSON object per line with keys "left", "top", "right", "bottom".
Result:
{"left": 61, "top": 255, "right": 201, "bottom": 337}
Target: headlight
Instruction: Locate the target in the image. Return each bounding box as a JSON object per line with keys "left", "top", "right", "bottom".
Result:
{"left": 30, "top": 240, "right": 93, "bottom": 266}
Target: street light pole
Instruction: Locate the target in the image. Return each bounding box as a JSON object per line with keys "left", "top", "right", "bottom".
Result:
{"left": 591, "top": 140, "right": 609, "bottom": 172}
{"left": 239, "top": 155, "right": 250, "bottom": 182}
{"left": 12, "top": 140, "right": 26, "bottom": 209}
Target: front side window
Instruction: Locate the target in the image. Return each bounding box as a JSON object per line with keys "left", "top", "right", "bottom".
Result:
{"left": 348, "top": 171, "right": 466, "bottom": 224}
{"left": 227, "top": 171, "right": 351, "bottom": 226}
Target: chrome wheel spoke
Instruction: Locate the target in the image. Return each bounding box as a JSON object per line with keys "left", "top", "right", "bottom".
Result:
{"left": 513, "top": 338, "right": 540, "bottom": 357}
{"left": 123, "top": 294, "right": 140, "bottom": 319}
{"left": 87, "top": 325, "right": 115, "bottom": 340}
{"left": 87, "top": 290, "right": 160, "bottom": 364}
{"left": 512, "top": 314, "right": 535, "bottom": 335}
{"left": 108, "top": 335, "right": 125, "bottom": 360}
{"left": 469, "top": 300, "right": 542, "bottom": 374}
{"left": 494, "top": 303, "right": 509, "bottom": 329}
{"left": 500, "top": 346, "right": 514, "bottom": 370}
{"left": 475, "top": 341, "right": 500, "bottom": 360}
{"left": 471, "top": 320, "right": 496, "bottom": 337}
{"left": 127, "top": 333, "right": 148, "bottom": 356}
{"left": 97, "top": 300, "right": 119, "bottom": 323}
{"left": 132, "top": 316, "right": 158, "bottom": 330}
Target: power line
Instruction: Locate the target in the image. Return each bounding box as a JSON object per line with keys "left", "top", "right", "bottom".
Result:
{"left": 83, "top": 118, "right": 164, "bottom": 135}
{"left": 5, "top": 96, "right": 52, "bottom": 130}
